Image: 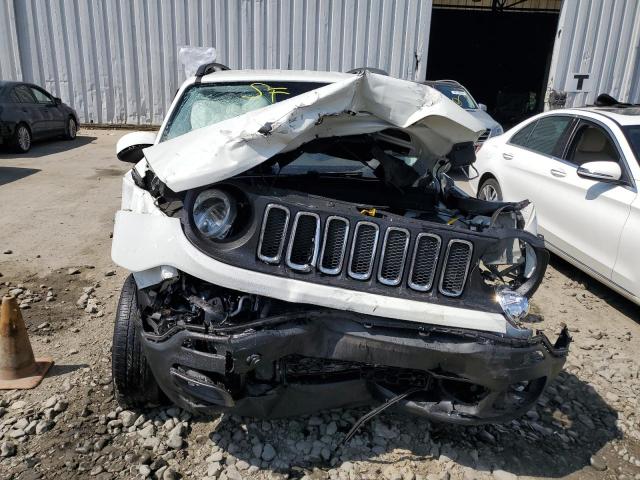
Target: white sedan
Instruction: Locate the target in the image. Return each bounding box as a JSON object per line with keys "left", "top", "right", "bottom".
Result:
{"left": 470, "top": 106, "right": 640, "bottom": 305}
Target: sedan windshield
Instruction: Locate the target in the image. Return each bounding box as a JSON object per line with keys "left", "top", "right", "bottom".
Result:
{"left": 161, "top": 81, "right": 328, "bottom": 141}
{"left": 623, "top": 125, "right": 640, "bottom": 166}
{"left": 433, "top": 84, "right": 478, "bottom": 110}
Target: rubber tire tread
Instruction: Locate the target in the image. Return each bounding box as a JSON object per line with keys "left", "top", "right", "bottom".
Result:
{"left": 11, "top": 124, "right": 31, "bottom": 154}
{"left": 478, "top": 177, "right": 503, "bottom": 202}
{"left": 64, "top": 117, "right": 76, "bottom": 140}
{"left": 112, "top": 275, "right": 163, "bottom": 408}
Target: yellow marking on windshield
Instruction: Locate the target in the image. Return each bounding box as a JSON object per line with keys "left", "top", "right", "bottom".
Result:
{"left": 242, "top": 83, "right": 290, "bottom": 103}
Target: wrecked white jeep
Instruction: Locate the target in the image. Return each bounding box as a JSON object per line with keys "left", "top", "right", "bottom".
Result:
{"left": 110, "top": 65, "right": 570, "bottom": 424}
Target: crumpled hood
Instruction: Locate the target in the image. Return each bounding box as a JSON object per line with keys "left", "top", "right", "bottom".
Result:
{"left": 144, "top": 72, "right": 486, "bottom": 192}
{"left": 465, "top": 108, "right": 502, "bottom": 132}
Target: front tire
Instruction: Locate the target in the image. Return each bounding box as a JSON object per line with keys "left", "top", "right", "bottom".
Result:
{"left": 112, "top": 275, "right": 163, "bottom": 408}
{"left": 12, "top": 124, "right": 31, "bottom": 153}
{"left": 478, "top": 177, "right": 503, "bottom": 202}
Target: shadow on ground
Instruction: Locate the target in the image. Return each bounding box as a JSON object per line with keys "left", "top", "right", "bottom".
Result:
{"left": 47, "top": 364, "right": 89, "bottom": 378}
{"left": 0, "top": 135, "right": 97, "bottom": 159}
{"left": 0, "top": 166, "right": 40, "bottom": 187}
{"left": 549, "top": 254, "right": 639, "bottom": 324}
{"left": 177, "top": 370, "right": 619, "bottom": 478}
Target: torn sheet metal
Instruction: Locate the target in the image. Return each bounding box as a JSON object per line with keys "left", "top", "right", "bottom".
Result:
{"left": 143, "top": 72, "right": 486, "bottom": 192}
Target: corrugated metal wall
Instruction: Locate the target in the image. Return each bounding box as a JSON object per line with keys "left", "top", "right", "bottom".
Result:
{"left": 0, "top": 0, "right": 432, "bottom": 125}
{"left": 546, "top": 0, "right": 640, "bottom": 108}
{"left": 0, "top": 1, "right": 21, "bottom": 80}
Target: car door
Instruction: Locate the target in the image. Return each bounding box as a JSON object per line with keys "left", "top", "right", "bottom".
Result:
{"left": 493, "top": 115, "right": 576, "bottom": 227}
{"left": 13, "top": 85, "right": 46, "bottom": 137}
{"left": 609, "top": 124, "right": 640, "bottom": 299}
{"left": 543, "top": 119, "right": 636, "bottom": 279}
{"left": 29, "top": 86, "right": 62, "bottom": 135}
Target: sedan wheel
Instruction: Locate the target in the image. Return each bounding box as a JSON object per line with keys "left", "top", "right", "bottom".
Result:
{"left": 15, "top": 125, "right": 31, "bottom": 153}
{"left": 65, "top": 118, "right": 77, "bottom": 140}
{"left": 478, "top": 178, "right": 503, "bottom": 202}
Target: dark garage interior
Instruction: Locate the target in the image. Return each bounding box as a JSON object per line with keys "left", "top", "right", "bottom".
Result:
{"left": 427, "top": 4, "right": 560, "bottom": 128}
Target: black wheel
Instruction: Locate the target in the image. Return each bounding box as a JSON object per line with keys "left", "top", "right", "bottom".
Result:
{"left": 477, "top": 177, "right": 503, "bottom": 202}
{"left": 64, "top": 117, "right": 77, "bottom": 140}
{"left": 112, "top": 275, "right": 163, "bottom": 408}
{"left": 12, "top": 124, "right": 31, "bottom": 153}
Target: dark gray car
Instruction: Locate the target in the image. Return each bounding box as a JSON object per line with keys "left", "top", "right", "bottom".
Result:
{"left": 0, "top": 81, "right": 79, "bottom": 153}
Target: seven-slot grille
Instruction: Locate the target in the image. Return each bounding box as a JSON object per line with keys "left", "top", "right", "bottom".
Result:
{"left": 257, "top": 205, "right": 473, "bottom": 296}
{"left": 439, "top": 240, "right": 473, "bottom": 297}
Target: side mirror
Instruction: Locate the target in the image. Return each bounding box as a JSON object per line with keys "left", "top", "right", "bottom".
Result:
{"left": 116, "top": 131, "right": 157, "bottom": 163}
{"left": 577, "top": 161, "right": 622, "bottom": 183}
{"left": 478, "top": 103, "right": 488, "bottom": 112}
{"left": 53, "top": 97, "right": 62, "bottom": 105}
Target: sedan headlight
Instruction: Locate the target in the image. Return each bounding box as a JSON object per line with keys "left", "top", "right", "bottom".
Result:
{"left": 193, "top": 189, "right": 237, "bottom": 240}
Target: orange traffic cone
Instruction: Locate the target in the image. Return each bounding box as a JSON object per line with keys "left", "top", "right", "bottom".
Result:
{"left": 0, "top": 296, "right": 53, "bottom": 389}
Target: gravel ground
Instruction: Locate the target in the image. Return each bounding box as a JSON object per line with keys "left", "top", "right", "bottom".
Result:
{"left": 0, "top": 131, "right": 639, "bottom": 480}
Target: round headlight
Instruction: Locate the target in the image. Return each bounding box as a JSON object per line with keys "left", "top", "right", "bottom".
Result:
{"left": 495, "top": 287, "right": 529, "bottom": 323}
{"left": 193, "top": 189, "right": 237, "bottom": 240}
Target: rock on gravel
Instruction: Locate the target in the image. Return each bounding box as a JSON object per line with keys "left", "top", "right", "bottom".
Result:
{"left": 492, "top": 470, "right": 518, "bottom": 480}
{"left": 120, "top": 410, "right": 136, "bottom": 427}
{"left": 9, "top": 400, "right": 26, "bottom": 410}
{"left": 207, "top": 462, "right": 222, "bottom": 478}
{"left": 0, "top": 441, "right": 16, "bottom": 457}
{"left": 166, "top": 434, "right": 184, "bottom": 450}
{"left": 261, "top": 443, "right": 277, "bottom": 461}
{"left": 35, "top": 419, "right": 54, "bottom": 434}
{"left": 590, "top": 455, "right": 608, "bottom": 471}
{"left": 163, "top": 468, "right": 179, "bottom": 480}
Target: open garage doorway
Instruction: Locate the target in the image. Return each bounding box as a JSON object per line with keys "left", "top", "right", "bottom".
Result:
{"left": 426, "top": 1, "right": 560, "bottom": 129}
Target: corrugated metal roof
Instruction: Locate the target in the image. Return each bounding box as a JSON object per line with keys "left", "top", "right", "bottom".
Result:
{"left": 546, "top": 0, "right": 640, "bottom": 108}
{"left": 0, "top": 0, "right": 432, "bottom": 125}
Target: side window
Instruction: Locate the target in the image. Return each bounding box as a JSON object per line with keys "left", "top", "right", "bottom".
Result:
{"left": 525, "top": 116, "right": 573, "bottom": 156}
{"left": 509, "top": 121, "right": 537, "bottom": 147}
{"left": 6, "top": 88, "right": 21, "bottom": 103}
{"left": 565, "top": 123, "right": 620, "bottom": 167}
{"left": 30, "top": 87, "right": 52, "bottom": 104}
{"left": 14, "top": 85, "right": 36, "bottom": 103}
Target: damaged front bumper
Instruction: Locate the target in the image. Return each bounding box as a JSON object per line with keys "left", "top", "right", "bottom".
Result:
{"left": 140, "top": 305, "right": 570, "bottom": 424}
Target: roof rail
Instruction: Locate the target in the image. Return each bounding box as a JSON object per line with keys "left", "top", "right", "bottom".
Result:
{"left": 346, "top": 67, "right": 389, "bottom": 76}
{"left": 195, "top": 62, "right": 231, "bottom": 78}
